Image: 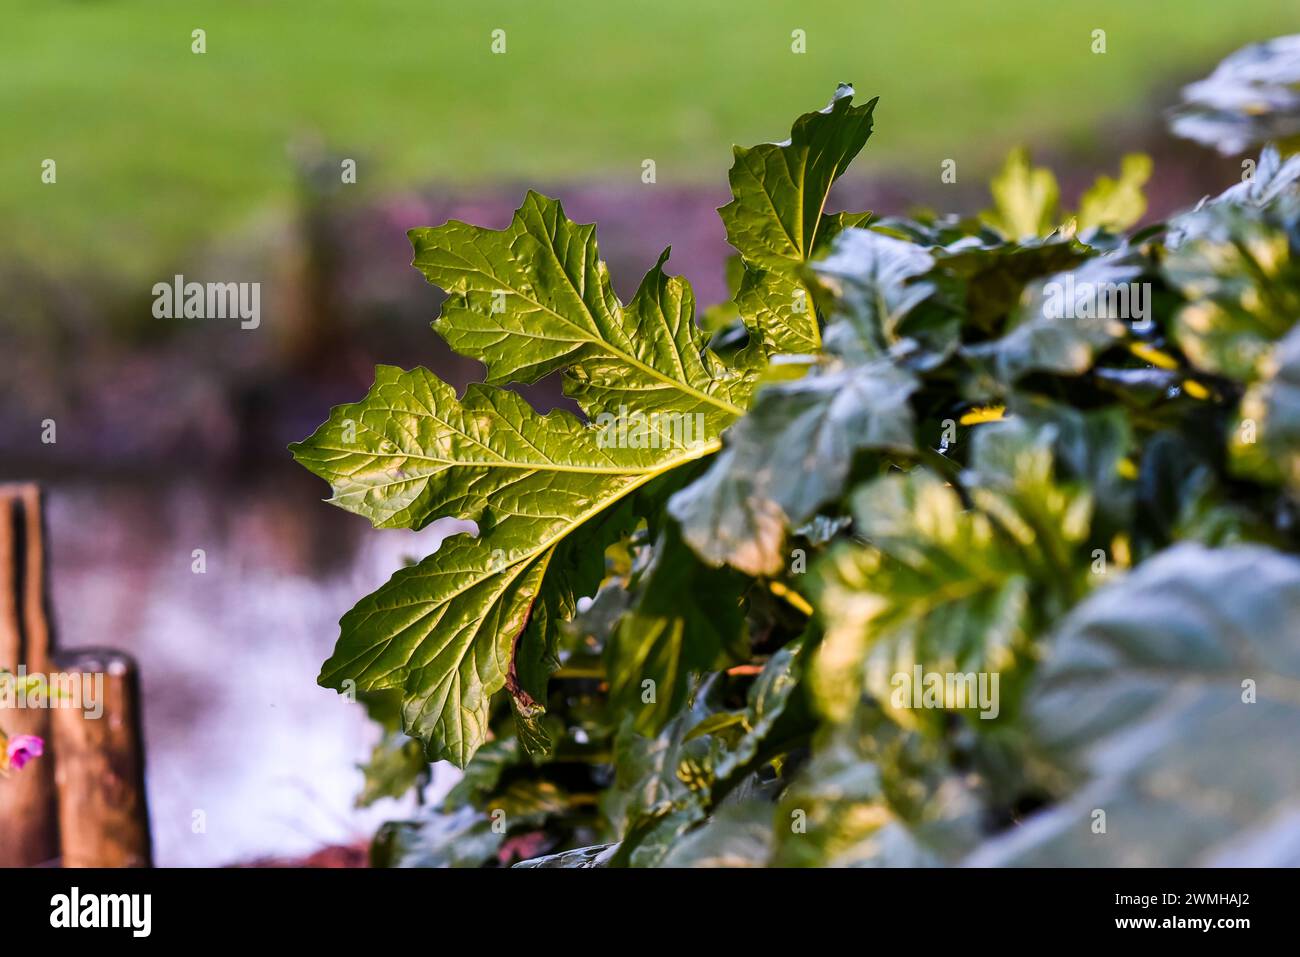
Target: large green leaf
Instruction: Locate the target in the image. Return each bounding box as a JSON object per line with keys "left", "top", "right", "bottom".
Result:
{"left": 981, "top": 148, "right": 1060, "bottom": 241}
{"left": 720, "top": 84, "right": 877, "bottom": 354}
{"left": 291, "top": 367, "right": 718, "bottom": 531}
{"left": 811, "top": 227, "right": 937, "bottom": 359}
{"left": 810, "top": 422, "right": 1093, "bottom": 728}
{"left": 1163, "top": 199, "right": 1300, "bottom": 382}
{"left": 775, "top": 710, "right": 982, "bottom": 867}
{"left": 670, "top": 358, "right": 918, "bottom": 576}
{"left": 962, "top": 258, "right": 1138, "bottom": 384}
{"left": 294, "top": 196, "right": 759, "bottom": 766}
{"left": 292, "top": 368, "right": 724, "bottom": 765}
{"left": 605, "top": 528, "right": 748, "bottom": 735}
{"left": 1169, "top": 34, "right": 1300, "bottom": 155}
{"left": 657, "top": 800, "right": 775, "bottom": 867}
{"left": 970, "top": 544, "right": 1300, "bottom": 866}
{"left": 410, "top": 193, "right": 752, "bottom": 422}
{"left": 809, "top": 471, "right": 1032, "bottom": 726}
{"left": 1075, "top": 154, "right": 1153, "bottom": 234}
{"left": 1232, "top": 324, "right": 1300, "bottom": 491}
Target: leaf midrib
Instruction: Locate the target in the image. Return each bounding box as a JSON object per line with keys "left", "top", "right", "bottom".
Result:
{"left": 331, "top": 436, "right": 723, "bottom": 686}
{"left": 316, "top": 443, "right": 705, "bottom": 476}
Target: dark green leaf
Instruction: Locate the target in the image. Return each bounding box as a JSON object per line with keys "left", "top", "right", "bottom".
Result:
{"left": 605, "top": 528, "right": 748, "bottom": 734}
{"left": 962, "top": 258, "right": 1139, "bottom": 384}
{"left": 1163, "top": 200, "right": 1300, "bottom": 381}
{"left": 657, "top": 800, "right": 775, "bottom": 867}
{"left": 1232, "top": 324, "right": 1300, "bottom": 491}
{"left": 971, "top": 544, "right": 1300, "bottom": 866}
{"left": 671, "top": 359, "right": 917, "bottom": 576}
{"left": 809, "top": 470, "right": 1035, "bottom": 726}
{"left": 775, "top": 711, "right": 982, "bottom": 867}
{"left": 812, "top": 227, "right": 937, "bottom": 360}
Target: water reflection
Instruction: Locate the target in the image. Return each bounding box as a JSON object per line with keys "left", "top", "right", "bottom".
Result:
{"left": 44, "top": 471, "right": 467, "bottom": 866}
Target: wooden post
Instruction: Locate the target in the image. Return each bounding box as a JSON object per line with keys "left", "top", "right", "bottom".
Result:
{"left": 0, "top": 486, "right": 61, "bottom": 866}
{"left": 51, "top": 648, "right": 152, "bottom": 867}
{"left": 13, "top": 487, "right": 54, "bottom": 676}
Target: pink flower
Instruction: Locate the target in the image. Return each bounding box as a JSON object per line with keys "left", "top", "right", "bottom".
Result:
{"left": 6, "top": 734, "right": 43, "bottom": 771}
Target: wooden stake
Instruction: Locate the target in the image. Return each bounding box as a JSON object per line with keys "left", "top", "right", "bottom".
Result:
{"left": 51, "top": 648, "right": 152, "bottom": 867}
{"left": 0, "top": 486, "right": 60, "bottom": 866}
{"left": 13, "top": 486, "right": 53, "bottom": 676}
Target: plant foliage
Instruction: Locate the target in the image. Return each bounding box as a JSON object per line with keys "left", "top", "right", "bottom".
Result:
{"left": 294, "top": 35, "right": 1300, "bottom": 866}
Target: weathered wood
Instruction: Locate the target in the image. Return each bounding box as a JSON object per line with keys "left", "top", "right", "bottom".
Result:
{"left": 51, "top": 648, "right": 152, "bottom": 867}
{"left": 13, "top": 486, "right": 53, "bottom": 675}
{"left": 0, "top": 486, "right": 60, "bottom": 866}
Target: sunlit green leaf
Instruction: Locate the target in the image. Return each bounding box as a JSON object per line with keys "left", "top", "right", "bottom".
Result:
{"left": 982, "top": 148, "right": 1061, "bottom": 241}
{"left": 720, "top": 84, "right": 877, "bottom": 354}
{"left": 1164, "top": 200, "right": 1300, "bottom": 381}
{"left": 1076, "top": 154, "right": 1153, "bottom": 233}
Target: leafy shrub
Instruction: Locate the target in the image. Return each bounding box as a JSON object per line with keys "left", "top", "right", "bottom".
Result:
{"left": 293, "top": 36, "right": 1300, "bottom": 866}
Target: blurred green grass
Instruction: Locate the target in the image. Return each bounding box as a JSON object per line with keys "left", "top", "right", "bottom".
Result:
{"left": 1, "top": 0, "right": 1294, "bottom": 279}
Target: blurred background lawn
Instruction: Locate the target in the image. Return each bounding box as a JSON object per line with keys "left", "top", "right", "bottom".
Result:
{"left": 2, "top": 0, "right": 1294, "bottom": 280}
